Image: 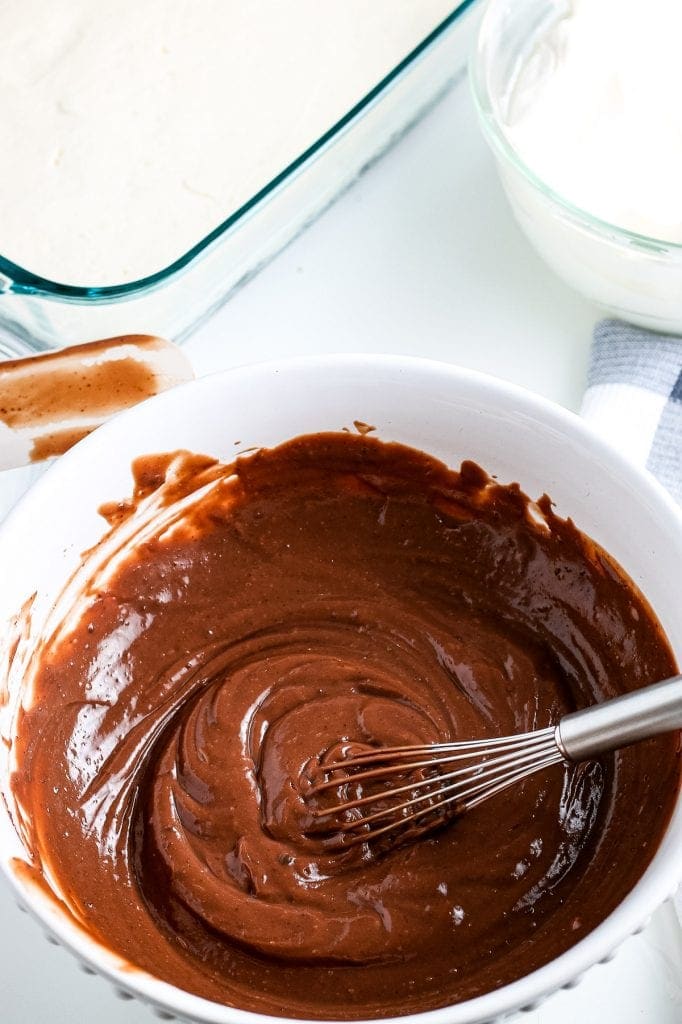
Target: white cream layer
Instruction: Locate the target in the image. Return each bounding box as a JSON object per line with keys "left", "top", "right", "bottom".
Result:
{"left": 505, "top": 0, "right": 682, "bottom": 242}
{"left": 0, "top": 0, "right": 454, "bottom": 285}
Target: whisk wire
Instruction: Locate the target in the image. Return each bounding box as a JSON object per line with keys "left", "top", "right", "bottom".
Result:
{"left": 308, "top": 727, "right": 566, "bottom": 848}
{"left": 319, "top": 727, "right": 557, "bottom": 773}
{"left": 323, "top": 750, "right": 564, "bottom": 848}
{"left": 309, "top": 728, "right": 557, "bottom": 797}
{"left": 311, "top": 731, "right": 560, "bottom": 817}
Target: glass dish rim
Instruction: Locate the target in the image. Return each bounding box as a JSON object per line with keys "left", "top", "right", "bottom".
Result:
{"left": 469, "top": 0, "right": 682, "bottom": 256}
{"left": 1, "top": 0, "right": 477, "bottom": 302}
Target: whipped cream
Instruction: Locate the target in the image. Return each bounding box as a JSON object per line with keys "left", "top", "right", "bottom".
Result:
{"left": 505, "top": 0, "right": 682, "bottom": 242}
{"left": 0, "top": 0, "right": 454, "bottom": 286}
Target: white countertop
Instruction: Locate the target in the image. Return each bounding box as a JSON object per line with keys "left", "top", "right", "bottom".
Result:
{"left": 2, "top": 72, "right": 681, "bottom": 1024}
{"left": 183, "top": 71, "right": 597, "bottom": 408}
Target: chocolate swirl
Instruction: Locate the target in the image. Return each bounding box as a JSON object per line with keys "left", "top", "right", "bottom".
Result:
{"left": 10, "top": 434, "right": 680, "bottom": 1019}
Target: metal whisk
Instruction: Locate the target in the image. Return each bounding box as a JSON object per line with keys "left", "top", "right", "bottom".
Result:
{"left": 306, "top": 675, "right": 682, "bottom": 849}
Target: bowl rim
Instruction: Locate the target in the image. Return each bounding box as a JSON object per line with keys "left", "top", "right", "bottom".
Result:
{"left": 0, "top": 353, "right": 681, "bottom": 1024}
{"left": 468, "top": 0, "right": 682, "bottom": 255}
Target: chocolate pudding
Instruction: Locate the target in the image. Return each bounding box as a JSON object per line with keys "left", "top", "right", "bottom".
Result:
{"left": 9, "top": 433, "right": 680, "bottom": 1018}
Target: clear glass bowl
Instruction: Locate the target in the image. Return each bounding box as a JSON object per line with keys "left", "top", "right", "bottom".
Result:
{"left": 471, "top": 0, "right": 682, "bottom": 333}
{"left": 0, "top": 1, "right": 478, "bottom": 355}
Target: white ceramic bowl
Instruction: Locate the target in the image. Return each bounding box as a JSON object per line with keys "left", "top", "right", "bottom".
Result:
{"left": 0, "top": 355, "right": 681, "bottom": 1024}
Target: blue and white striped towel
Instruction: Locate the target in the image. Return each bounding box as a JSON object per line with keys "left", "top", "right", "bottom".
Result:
{"left": 581, "top": 319, "right": 682, "bottom": 920}
{"left": 581, "top": 320, "right": 682, "bottom": 503}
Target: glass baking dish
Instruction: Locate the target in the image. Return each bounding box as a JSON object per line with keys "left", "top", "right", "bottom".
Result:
{"left": 0, "top": 0, "right": 479, "bottom": 355}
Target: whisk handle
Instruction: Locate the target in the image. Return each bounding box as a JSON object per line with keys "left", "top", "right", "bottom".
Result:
{"left": 556, "top": 674, "right": 682, "bottom": 762}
